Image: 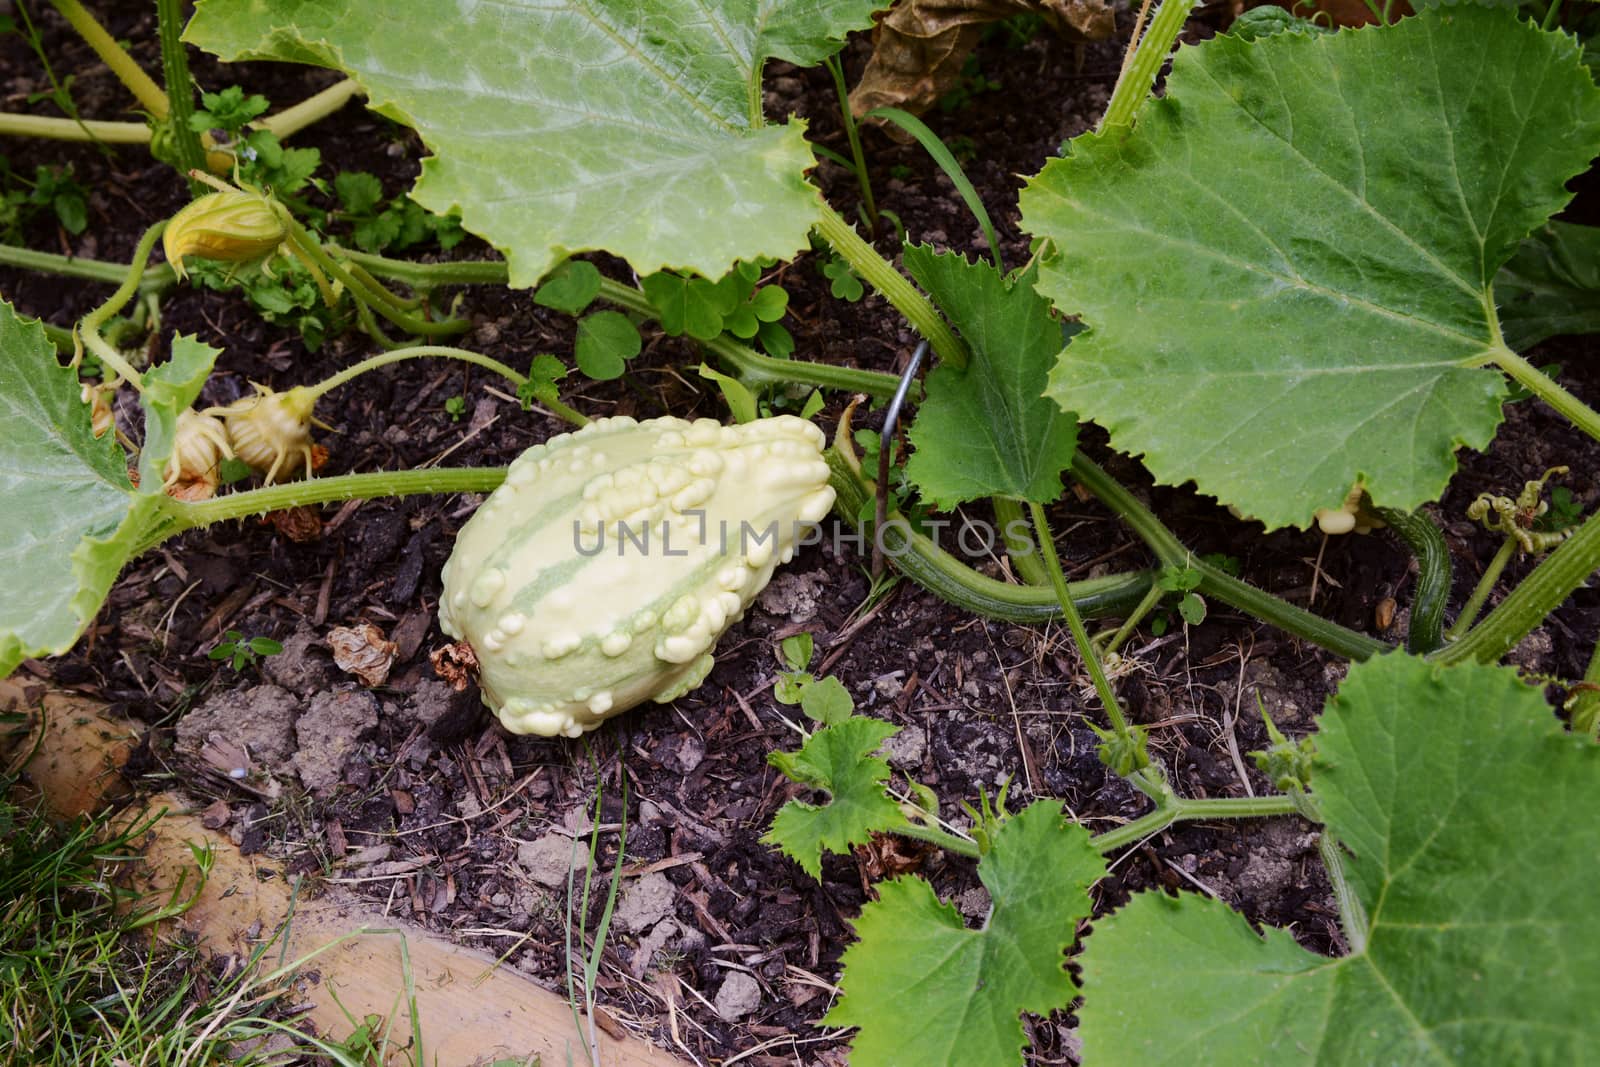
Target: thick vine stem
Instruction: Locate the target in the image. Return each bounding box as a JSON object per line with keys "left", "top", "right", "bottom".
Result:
{"left": 812, "top": 198, "right": 969, "bottom": 369}
{"left": 156, "top": 0, "right": 208, "bottom": 182}
{"left": 258, "top": 80, "right": 360, "bottom": 141}
{"left": 0, "top": 243, "right": 176, "bottom": 293}
{"left": 1318, "top": 830, "right": 1369, "bottom": 954}
{"left": 161, "top": 467, "right": 508, "bottom": 539}
{"left": 1433, "top": 503, "right": 1600, "bottom": 665}
{"left": 1373, "top": 506, "right": 1451, "bottom": 654}
{"left": 1493, "top": 347, "right": 1600, "bottom": 446}
{"left": 993, "top": 497, "right": 1050, "bottom": 585}
{"left": 826, "top": 447, "right": 1152, "bottom": 622}
{"left": 50, "top": 0, "right": 168, "bottom": 117}
{"left": 1068, "top": 454, "right": 1388, "bottom": 661}
{"left": 0, "top": 113, "right": 152, "bottom": 142}
{"left": 1087, "top": 793, "right": 1302, "bottom": 854}
{"left": 1100, "top": 0, "right": 1195, "bottom": 130}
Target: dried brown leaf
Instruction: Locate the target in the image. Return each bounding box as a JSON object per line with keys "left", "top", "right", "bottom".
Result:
{"left": 850, "top": 0, "right": 1115, "bottom": 119}
{"left": 329, "top": 622, "right": 398, "bottom": 687}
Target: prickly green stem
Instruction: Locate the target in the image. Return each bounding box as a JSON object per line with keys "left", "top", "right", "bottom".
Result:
{"left": 274, "top": 208, "right": 468, "bottom": 338}
{"left": 1086, "top": 793, "right": 1302, "bottom": 854}
{"left": 50, "top": 0, "right": 168, "bottom": 117}
{"left": 812, "top": 198, "right": 968, "bottom": 369}
{"left": 1101, "top": 0, "right": 1196, "bottom": 130}
{"left": 1067, "top": 454, "right": 1388, "bottom": 661}
{"left": 161, "top": 467, "right": 508, "bottom": 538}
{"left": 993, "top": 497, "right": 1050, "bottom": 585}
{"left": 825, "top": 445, "right": 1152, "bottom": 622}
{"left": 156, "top": 0, "right": 208, "bottom": 184}
{"left": 1493, "top": 347, "right": 1600, "bottom": 446}
{"left": 0, "top": 242, "right": 177, "bottom": 293}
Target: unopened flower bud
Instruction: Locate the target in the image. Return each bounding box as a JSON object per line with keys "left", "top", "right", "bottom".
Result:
{"left": 163, "top": 189, "right": 286, "bottom": 279}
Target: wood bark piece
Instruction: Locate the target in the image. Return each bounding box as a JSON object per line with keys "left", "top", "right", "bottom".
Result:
{"left": 0, "top": 682, "right": 689, "bottom": 1067}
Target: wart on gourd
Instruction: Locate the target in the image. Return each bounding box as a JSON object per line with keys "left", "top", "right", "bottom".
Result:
{"left": 437, "top": 414, "right": 835, "bottom": 738}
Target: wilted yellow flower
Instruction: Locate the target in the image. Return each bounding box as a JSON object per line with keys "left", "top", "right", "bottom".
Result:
{"left": 163, "top": 189, "right": 286, "bottom": 279}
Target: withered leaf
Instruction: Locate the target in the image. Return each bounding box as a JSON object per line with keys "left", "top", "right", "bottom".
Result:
{"left": 850, "top": 0, "right": 1115, "bottom": 120}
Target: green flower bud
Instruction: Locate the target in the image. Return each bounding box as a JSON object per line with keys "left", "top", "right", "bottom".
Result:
{"left": 163, "top": 189, "right": 285, "bottom": 279}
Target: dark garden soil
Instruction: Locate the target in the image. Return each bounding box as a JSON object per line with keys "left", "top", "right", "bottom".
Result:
{"left": 4, "top": 6, "right": 1598, "bottom": 1065}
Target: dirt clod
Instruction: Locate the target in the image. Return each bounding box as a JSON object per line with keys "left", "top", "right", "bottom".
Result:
{"left": 615, "top": 871, "right": 677, "bottom": 934}
{"left": 291, "top": 690, "right": 380, "bottom": 791}
{"left": 176, "top": 685, "right": 298, "bottom": 768}
{"left": 517, "top": 834, "right": 591, "bottom": 889}
{"left": 713, "top": 971, "right": 762, "bottom": 1022}
{"left": 260, "top": 626, "right": 336, "bottom": 696}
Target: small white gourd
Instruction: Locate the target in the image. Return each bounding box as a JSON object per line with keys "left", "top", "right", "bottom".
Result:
{"left": 439, "top": 415, "right": 835, "bottom": 737}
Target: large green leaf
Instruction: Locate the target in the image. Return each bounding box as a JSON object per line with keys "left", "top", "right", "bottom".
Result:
{"left": 827, "top": 802, "right": 1105, "bottom": 1067}
{"left": 1079, "top": 653, "right": 1600, "bottom": 1064}
{"left": 185, "top": 0, "right": 887, "bottom": 287}
{"left": 1019, "top": 7, "right": 1600, "bottom": 529}
{"left": 0, "top": 303, "right": 136, "bottom": 676}
{"left": 1497, "top": 220, "right": 1600, "bottom": 351}
{"left": 901, "top": 245, "right": 1078, "bottom": 509}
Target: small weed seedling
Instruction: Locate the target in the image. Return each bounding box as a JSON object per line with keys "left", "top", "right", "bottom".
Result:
{"left": 208, "top": 628, "right": 283, "bottom": 672}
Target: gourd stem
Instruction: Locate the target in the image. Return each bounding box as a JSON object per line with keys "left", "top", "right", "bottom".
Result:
{"left": 1100, "top": 0, "right": 1195, "bottom": 130}
{"left": 1316, "top": 816, "right": 1368, "bottom": 954}
{"left": 1443, "top": 536, "right": 1515, "bottom": 642}
{"left": 1068, "top": 454, "right": 1388, "bottom": 661}
{"left": 895, "top": 822, "right": 981, "bottom": 860}
{"left": 827, "top": 446, "right": 1153, "bottom": 621}
{"left": 1087, "top": 793, "right": 1302, "bottom": 854}
{"left": 275, "top": 209, "right": 468, "bottom": 338}
{"left": 1029, "top": 499, "right": 1133, "bottom": 740}
{"left": 303, "top": 346, "right": 528, "bottom": 400}
{"left": 0, "top": 242, "right": 176, "bottom": 292}
{"left": 156, "top": 0, "right": 208, "bottom": 184}
{"left": 258, "top": 80, "right": 360, "bottom": 141}
{"left": 336, "top": 249, "right": 513, "bottom": 288}
{"left": 811, "top": 198, "right": 969, "bottom": 369}
{"left": 1432, "top": 504, "right": 1600, "bottom": 664}
{"left": 78, "top": 221, "right": 169, "bottom": 391}
{"left": 50, "top": 0, "right": 168, "bottom": 117}
{"left": 1374, "top": 506, "right": 1451, "bottom": 654}
{"left": 993, "top": 497, "right": 1050, "bottom": 585}
{"left": 1493, "top": 347, "right": 1600, "bottom": 445}
{"left": 160, "top": 466, "right": 508, "bottom": 540}
{"left": 346, "top": 260, "right": 422, "bottom": 313}
{"left": 0, "top": 112, "right": 150, "bottom": 142}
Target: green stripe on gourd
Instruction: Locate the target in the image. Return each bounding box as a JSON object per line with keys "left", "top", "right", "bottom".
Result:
{"left": 440, "top": 414, "right": 835, "bottom": 737}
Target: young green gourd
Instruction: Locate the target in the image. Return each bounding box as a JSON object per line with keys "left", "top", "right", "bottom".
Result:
{"left": 439, "top": 415, "right": 836, "bottom": 737}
